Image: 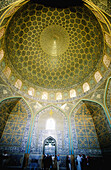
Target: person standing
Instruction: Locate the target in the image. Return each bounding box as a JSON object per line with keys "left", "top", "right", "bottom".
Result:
{"left": 49, "top": 155, "right": 52, "bottom": 169}
{"left": 81, "top": 154, "right": 87, "bottom": 170}
{"left": 44, "top": 154, "right": 47, "bottom": 170}
{"left": 71, "top": 155, "right": 75, "bottom": 170}
{"left": 2, "top": 150, "right": 9, "bottom": 170}
{"left": 66, "top": 155, "right": 69, "bottom": 170}
{"left": 22, "top": 153, "right": 29, "bottom": 169}
{"left": 57, "top": 154, "right": 60, "bottom": 170}
{"left": 41, "top": 154, "right": 44, "bottom": 170}
{"left": 77, "top": 155, "right": 82, "bottom": 170}
{"left": 68, "top": 155, "right": 71, "bottom": 170}
{"left": 53, "top": 155, "right": 57, "bottom": 170}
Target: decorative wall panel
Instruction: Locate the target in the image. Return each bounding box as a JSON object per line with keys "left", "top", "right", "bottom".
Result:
{"left": 30, "top": 106, "right": 69, "bottom": 156}
{"left": 0, "top": 98, "right": 19, "bottom": 138}
{"left": 0, "top": 101, "right": 27, "bottom": 146}
{"left": 3, "top": 1, "right": 104, "bottom": 90}
{"left": 0, "top": 98, "right": 31, "bottom": 153}
{"left": 85, "top": 101, "right": 111, "bottom": 149}
{"left": 106, "top": 78, "right": 111, "bottom": 117}
{"left": 0, "top": 84, "right": 13, "bottom": 100}
{"left": 71, "top": 102, "right": 101, "bottom": 156}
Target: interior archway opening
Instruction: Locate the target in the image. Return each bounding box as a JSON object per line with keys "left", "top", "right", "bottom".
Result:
{"left": 43, "top": 136, "right": 57, "bottom": 156}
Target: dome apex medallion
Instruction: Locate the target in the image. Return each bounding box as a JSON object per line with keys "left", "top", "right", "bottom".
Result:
{"left": 40, "top": 25, "right": 70, "bottom": 56}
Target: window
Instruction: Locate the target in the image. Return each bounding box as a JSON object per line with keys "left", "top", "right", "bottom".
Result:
{"left": 105, "top": 33, "right": 111, "bottom": 46}
{"left": 15, "top": 79, "right": 22, "bottom": 89}
{"left": 28, "top": 87, "right": 34, "bottom": 96}
{"left": 46, "top": 118, "right": 55, "bottom": 130}
{"left": 94, "top": 71, "right": 102, "bottom": 83}
{"left": 42, "top": 92, "right": 48, "bottom": 100}
{"left": 103, "top": 55, "right": 110, "bottom": 68}
{"left": 0, "top": 50, "right": 4, "bottom": 61}
{"left": 56, "top": 92, "right": 62, "bottom": 100}
{"left": 70, "top": 89, "right": 76, "bottom": 98}
{"left": 3, "top": 67, "right": 11, "bottom": 79}
{"left": 83, "top": 82, "right": 90, "bottom": 92}
{"left": 0, "top": 27, "right": 5, "bottom": 39}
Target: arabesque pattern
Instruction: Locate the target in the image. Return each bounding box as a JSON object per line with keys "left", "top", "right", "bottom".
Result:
{"left": 85, "top": 101, "right": 111, "bottom": 149}
{"left": 5, "top": 2, "right": 103, "bottom": 89}
{"left": 74, "top": 104, "right": 100, "bottom": 149}
{"left": 0, "top": 100, "right": 27, "bottom": 146}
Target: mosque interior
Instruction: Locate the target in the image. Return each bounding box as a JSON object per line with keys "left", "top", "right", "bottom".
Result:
{"left": 0, "top": 0, "right": 111, "bottom": 169}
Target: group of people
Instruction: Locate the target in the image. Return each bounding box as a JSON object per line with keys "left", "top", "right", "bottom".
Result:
{"left": 66, "top": 155, "right": 72, "bottom": 170}
{"left": 66, "top": 154, "right": 91, "bottom": 170}
{"left": 0, "top": 151, "right": 105, "bottom": 170}
{"left": 75, "top": 154, "right": 104, "bottom": 170}
{"left": 41, "top": 154, "right": 60, "bottom": 170}
{"left": 31, "top": 153, "right": 103, "bottom": 170}
{"left": 76, "top": 154, "right": 88, "bottom": 170}
{"left": 0, "top": 151, "right": 10, "bottom": 170}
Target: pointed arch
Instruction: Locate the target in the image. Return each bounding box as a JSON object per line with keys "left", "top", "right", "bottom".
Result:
{"left": 35, "top": 104, "right": 68, "bottom": 118}
{"left": 104, "top": 77, "right": 111, "bottom": 125}
{"left": 69, "top": 99, "right": 111, "bottom": 155}
{"left": 0, "top": 96, "right": 33, "bottom": 117}
{"left": 43, "top": 136, "right": 57, "bottom": 155}
{"left": 69, "top": 99, "right": 108, "bottom": 118}
{"left": 0, "top": 96, "right": 32, "bottom": 153}
{"left": 28, "top": 105, "right": 71, "bottom": 155}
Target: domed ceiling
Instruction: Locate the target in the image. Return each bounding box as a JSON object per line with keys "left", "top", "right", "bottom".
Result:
{"left": 4, "top": 1, "right": 103, "bottom": 89}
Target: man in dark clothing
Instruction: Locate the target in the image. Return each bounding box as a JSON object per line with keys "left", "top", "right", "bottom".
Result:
{"left": 81, "top": 154, "right": 87, "bottom": 170}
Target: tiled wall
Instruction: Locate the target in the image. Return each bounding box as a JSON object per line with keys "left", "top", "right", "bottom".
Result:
{"left": 30, "top": 106, "right": 69, "bottom": 156}
{"left": 0, "top": 98, "right": 31, "bottom": 153}
{"left": 85, "top": 101, "right": 111, "bottom": 151}
{"left": 0, "top": 97, "right": 111, "bottom": 168}
{"left": 71, "top": 102, "right": 101, "bottom": 156}
{"left": 106, "top": 78, "right": 111, "bottom": 117}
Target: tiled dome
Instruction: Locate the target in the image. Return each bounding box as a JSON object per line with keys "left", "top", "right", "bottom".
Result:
{"left": 4, "top": 1, "right": 103, "bottom": 89}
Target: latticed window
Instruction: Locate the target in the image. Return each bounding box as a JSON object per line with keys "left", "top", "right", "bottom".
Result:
{"left": 42, "top": 92, "right": 48, "bottom": 100}
{"left": 103, "top": 55, "right": 110, "bottom": 68}
{"left": 83, "top": 82, "right": 90, "bottom": 92}
{"left": 70, "top": 89, "right": 76, "bottom": 98}
{"left": 15, "top": 79, "right": 22, "bottom": 89}
{"left": 0, "top": 50, "right": 4, "bottom": 61}
{"left": 0, "top": 27, "right": 5, "bottom": 39}
{"left": 28, "top": 87, "right": 35, "bottom": 96}
{"left": 56, "top": 92, "right": 62, "bottom": 100}
{"left": 105, "top": 33, "right": 111, "bottom": 46}
{"left": 94, "top": 71, "right": 102, "bottom": 83}
{"left": 3, "top": 67, "right": 11, "bottom": 79}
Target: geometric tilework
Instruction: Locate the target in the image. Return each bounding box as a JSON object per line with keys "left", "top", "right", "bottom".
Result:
{"left": 0, "top": 98, "right": 20, "bottom": 138}
{"left": 106, "top": 78, "right": 111, "bottom": 117}
{"left": 0, "top": 113, "right": 8, "bottom": 138}
{"left": 0, "top": 100, "right": 27, "bottom": 146}
{"left": 5, "top": 1, "right": 103, "bottom": 89}
{"left": 30, "top": 106, "right": 69, "bottom": 155}
{"left": 0, "top": 0, "right": 18, "bottom": 11}
{"left": 84, "top": 101, "right": 111, "bottom": 149}
{"left": 0, "top": 84, "right": 13, "bottom": 100}
{"left": 74, "top": 104, "right": 100, "bottom": 149}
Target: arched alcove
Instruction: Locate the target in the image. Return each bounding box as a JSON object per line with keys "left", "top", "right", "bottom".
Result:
{"left": 43, "top": 136, "right": 57, "bottom": 155}
{"left": 29, "top": 105, "right": 69, "bottom": 159}
{"left": 84, "top": 101, "right": 111, "bottom": 153}
{"left": 0, "top": 97, "right": 32, "bottom": 153}
{"left": 70, "top": 100, "right": 111, "bottom": 156}
{"left": 104, "top": 77, "right": 111, "bottom": 120}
